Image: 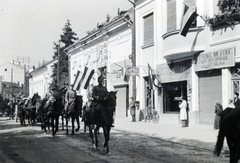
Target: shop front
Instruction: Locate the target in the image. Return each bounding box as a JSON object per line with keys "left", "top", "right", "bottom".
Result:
{"left": 156, "top": 59, "right": 192, "bottom": 125}
{"left": 194, "top": 47, "right": 235, "bottom": 125}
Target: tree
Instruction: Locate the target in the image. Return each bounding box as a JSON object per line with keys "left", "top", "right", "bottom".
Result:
{"left": 49, "top": 20, "right": 78, "bottom": 100}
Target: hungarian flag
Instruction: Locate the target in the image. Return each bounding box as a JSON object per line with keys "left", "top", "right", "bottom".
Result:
{"left": 179, "top": 3, "right": 198, "bottom": 37}
{"left": 72, "top": 66, "right": 95, "bottom": 91}
{"left": 148, "top": 63, "right": 154, "bottom": 90}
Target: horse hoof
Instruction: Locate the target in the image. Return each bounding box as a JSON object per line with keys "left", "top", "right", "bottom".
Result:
{"left": 92, "top": 144, "right": 96, "bottom": 149}
{"left": 44, "top": 132, "right": 47, "bottom": 134}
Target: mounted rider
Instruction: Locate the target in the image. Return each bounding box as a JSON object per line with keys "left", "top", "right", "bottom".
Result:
{"left": 64, "top": 84, "right": 76, "bottom": 114}
{"left": 91, "top": 75, "right": 115, "bottom": 127}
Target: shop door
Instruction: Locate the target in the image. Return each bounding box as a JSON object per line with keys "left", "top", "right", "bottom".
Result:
{"left": 114, "top": 86, "right": 128, "bottom": 117}
{"left": 199, "top": 69, "right": 222, "bottom": 125}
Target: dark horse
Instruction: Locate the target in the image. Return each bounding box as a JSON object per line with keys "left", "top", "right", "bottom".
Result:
{"left": 25, "top": 94, "right": 41, "bottom": 126}
{"left": 38, "top": 96, "right": 63, "bottom": 136}
{"left": 84, "top": 91, "right": 117, "bottom": 153}
{"left": 18, "top": 98, "right": 27, "bottom": 126}
{"left": 214, "top": 107, "right": 240, "bottom": 163}
{"left": 63, "top": 95, "right": 83, "bottom": 135}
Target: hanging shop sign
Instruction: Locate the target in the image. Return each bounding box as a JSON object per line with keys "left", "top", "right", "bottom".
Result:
{"left": 125, "top": 66, "right": 139, "bottom": 76}
{"left": 195, "top": 47, "right": 235, "bottom": 72}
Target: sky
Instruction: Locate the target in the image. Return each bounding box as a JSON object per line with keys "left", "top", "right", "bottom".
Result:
{"left": 0, "top": 0, "right": 132, "bottom": 67}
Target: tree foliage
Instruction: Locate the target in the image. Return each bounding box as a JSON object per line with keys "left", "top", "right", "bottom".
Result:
{"left": 49, "top": 20, "right": 78, "bottom": 100}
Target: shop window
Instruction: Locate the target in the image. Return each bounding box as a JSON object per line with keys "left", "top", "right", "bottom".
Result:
{"left": 143, "top": 13, "right": 154, "bottom": 46}
{"left": 163, "top": 81, "right": 187, "bottom": 113}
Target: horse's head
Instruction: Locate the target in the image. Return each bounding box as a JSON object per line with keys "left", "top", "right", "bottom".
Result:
{"left": 107, "top": 91, "right": 117, "bottom": 107}
{"left": 31, "top": 93, "right": 41, "bottom": 105}
{"left": 75, "top": 95, "right": 83, "bottom": 109}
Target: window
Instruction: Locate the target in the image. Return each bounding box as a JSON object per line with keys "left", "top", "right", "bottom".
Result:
{"left": 143, "top": 13, "right": 154, "bottom": 46}
{"left": 167, "top": 0, "right": 176, "bottom": 32}
{"left": 163, "top": 81, "right": 187, "bottom": 113}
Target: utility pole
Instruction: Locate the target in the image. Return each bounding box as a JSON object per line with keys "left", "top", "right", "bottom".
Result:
{"left": 128, "top": 0, "right": 136, "bottom": 101}
{"left": 11, "top": 68, "right": 13, "bottom": 100}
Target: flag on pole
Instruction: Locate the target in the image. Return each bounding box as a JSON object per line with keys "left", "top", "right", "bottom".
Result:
{"left": 179, "top": 3, "right": 198, "bottom": 37}
{"left": 73, "top": 70, "right": 81, "bottom": 90}
{"left": 72, "top": 66, "right": 95, "bottom": 91}
{"left": 81, "top": 67, "right": 95, "bottom": 90}
{"left": 148, "top": 63, "right": 154, "bottom": 90}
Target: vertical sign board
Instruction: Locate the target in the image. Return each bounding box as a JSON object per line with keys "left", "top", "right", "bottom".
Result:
{"left": 195, "top": 47, "right": 235, "bottom": 71}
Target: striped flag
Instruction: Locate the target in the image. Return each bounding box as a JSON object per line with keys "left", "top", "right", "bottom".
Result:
{"left": 179, "top": 3, "right": 198, "bottom": 37}
{"left": 148, "top": 63, "right": 154, "bottom": 90}
{"left": 73, "top": 66, "right": 95, "bottom": 91}
{"left": 73, "top": 70, "right": 81, "bottom": 90}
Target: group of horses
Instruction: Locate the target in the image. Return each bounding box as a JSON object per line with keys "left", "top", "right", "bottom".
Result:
{"left": 17, "top": 91, "right": 117, "bottom": 153}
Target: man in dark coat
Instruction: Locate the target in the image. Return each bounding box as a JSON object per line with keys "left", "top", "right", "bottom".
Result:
{"left": 91, "top": 75, "right": 114, "bottom": 127}
{"left": 234, "top": 92, "right": 240, "bottom": 107}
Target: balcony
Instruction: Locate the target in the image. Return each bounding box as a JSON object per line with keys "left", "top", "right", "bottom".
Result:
{"left": 162, "top": 27, "right": 205, "bottom": 61}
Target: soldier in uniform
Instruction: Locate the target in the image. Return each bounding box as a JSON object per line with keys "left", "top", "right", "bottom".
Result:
{"left": 64, "top": 85, "right": 76, "bottom": 113}
{"left": 91, "top": 75, "right": 114, "bottom": 127}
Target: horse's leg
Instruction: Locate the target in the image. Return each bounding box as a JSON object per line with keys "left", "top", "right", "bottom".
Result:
{"left": 71, "top": 116, "right": 75, "bottom": 135}
{"left": 55, "top": 116, "right": 59, "bottom": 133}
{"left": 66, "top": 116, "right": 69, "bottom": 135}
{"left": 61, "top": 114, "right": 64, "bottom": 131}
{"left": 51, "top": 117, "right": 55, "bottom": 136}
{"left": 75, "top": 114, "right": 80, "bottom": 132}
{"left": 84, "top": 122, "right": 87, "bottom": 133}
{"left": 94, "top": 126, "right": 100, "bottom": 150}
{"left": 89, "top": 126, "right": 95, "bottom": 148}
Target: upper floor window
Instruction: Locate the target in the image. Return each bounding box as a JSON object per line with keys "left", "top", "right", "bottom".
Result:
{"left": 167, "top": 0, "right": 177, "bottom": 32}
{"left": 143, "top": 13, "right": 154, "bottom": 46}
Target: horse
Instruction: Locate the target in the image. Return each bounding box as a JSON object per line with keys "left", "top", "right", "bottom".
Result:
{"left": 25, "top": 94, "right": 41, "bottom": 126}
{"left": 18, "top": 98, "right": 27, "bottom": 126}
{"left": 214, "top": 107, "right": 240, "bottom": 163}
{"left": 84, "top": 91, "right": 117, "bottom": 153}
{"left": 63, "top": 95, "right": 83, "bottom": 135}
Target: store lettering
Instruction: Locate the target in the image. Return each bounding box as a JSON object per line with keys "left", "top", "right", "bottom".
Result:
{"left": 195, "top": 47, "right": 235, "bottom": 71}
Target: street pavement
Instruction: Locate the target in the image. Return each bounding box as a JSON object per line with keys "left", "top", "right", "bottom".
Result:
{"left": 114, "top": 117, "right": 228, "bottom": 152}
{"left": 1, "top": 115, "right": 228, "bottom": 153}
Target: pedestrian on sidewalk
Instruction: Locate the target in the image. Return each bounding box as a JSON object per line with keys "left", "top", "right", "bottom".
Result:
{"left": 129, "top": 97, "right": 136, "bottom": 122}
{"left": 233, "top": 92, "right": 240, "bottom": 107}
{"left": 179, "top": 96, "right": 188, "bottom": 127}
{"left": 213, "top": 101, "right": 223, "bottom": 130}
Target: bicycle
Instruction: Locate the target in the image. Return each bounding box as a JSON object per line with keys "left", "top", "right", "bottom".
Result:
{"left": 145, "top": 107, "right": 159, "bottom": 123}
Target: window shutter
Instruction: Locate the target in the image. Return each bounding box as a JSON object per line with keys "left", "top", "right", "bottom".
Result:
{"left": 143, "top": 13, "right": 154, "bottom": 46}
{"left": 167, "top": 0, "right": 176, "bottom": 32}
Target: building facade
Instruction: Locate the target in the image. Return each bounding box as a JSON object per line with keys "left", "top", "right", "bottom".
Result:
{"left": 135, "top": 0, "right": 240, "bottom": 126}
{"left": 66, "top": 9, "right": 133, "bottom": 118}
{"left": 0, "top": 61, "right": 25, "bottom": 99}
{"left": 28, "top": 60, "right": 56, "bottom": 98}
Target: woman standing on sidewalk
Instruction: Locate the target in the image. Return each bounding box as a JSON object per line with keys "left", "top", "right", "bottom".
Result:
{"left": 179, "top": 96, "right": 187, "bottom": 127}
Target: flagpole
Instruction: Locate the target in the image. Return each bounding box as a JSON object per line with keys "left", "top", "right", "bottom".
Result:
{"left": 182, "top": 2, "right": 207, "bottom": 24}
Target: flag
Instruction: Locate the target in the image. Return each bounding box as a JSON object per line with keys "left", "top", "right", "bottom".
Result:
{"left": 179, "top": 3, "right": 198, "bottom": 37}
{"left": 73, "top": 70, "right": 81, "bottom": 90}
{"left": 73, "top": 66, "right": 95, "bottom": 91}
{"left": 81, "top": 67, "right": 95, "bottom": 90}
{"left": 148, "top": 63, "right": 153, "bottom": 90}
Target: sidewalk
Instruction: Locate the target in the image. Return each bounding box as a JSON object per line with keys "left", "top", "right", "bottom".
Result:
{"left": 114, "top": 117, "right": 228, "bottom": 151}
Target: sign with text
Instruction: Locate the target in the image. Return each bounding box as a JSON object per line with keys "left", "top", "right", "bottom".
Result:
{"left": 125, "top": 66, "right": 139, "bottom": 76}
{"left": 195, "top": 47, "right": 235, "bottom": 71}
